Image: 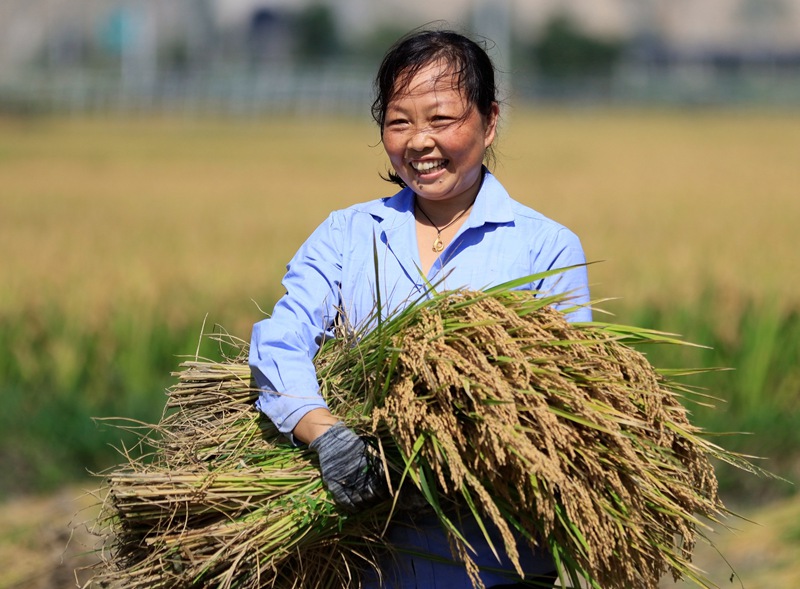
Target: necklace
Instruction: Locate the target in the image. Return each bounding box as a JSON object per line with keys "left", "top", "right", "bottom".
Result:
{"left": 415, "top": 197, "right": 475, "bottom": 253}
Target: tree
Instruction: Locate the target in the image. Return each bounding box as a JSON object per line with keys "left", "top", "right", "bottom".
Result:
{"left": 531, "top": 14, "right": 625, "bottom": 78}
{"left": 294, "top": 4, "right": 340, "bottom": 63}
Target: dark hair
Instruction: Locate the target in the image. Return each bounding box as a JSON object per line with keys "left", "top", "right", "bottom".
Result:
{"left": 372, "top": 29, "right": 499, "bottom": 187}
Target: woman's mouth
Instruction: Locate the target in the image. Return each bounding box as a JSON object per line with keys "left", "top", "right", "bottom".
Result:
{"left": 411, "top": 159, "right": 448, "bottom": 174}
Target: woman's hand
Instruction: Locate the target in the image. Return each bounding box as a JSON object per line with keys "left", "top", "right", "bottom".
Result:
{"left": 309, "top": 422, "right": 388, "bottom": 512}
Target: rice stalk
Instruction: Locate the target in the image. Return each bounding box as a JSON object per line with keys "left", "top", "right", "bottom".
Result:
{"left": 85, "top": 285, "right": 762, "bottom": 589}
{"left": 87, "top": 346, "right": 392, "bottom": 589}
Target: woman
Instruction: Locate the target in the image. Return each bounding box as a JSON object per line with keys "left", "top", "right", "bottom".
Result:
{"left": 250, "top": 29, "right": 591, "bottom": 588}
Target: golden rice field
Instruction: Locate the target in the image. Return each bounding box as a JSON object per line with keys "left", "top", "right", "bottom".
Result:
{"left": 1, "top": 107, "right": 799, "bottom": 589}
{"left": 1, "top": 108, "right": 799, "bottom": 337}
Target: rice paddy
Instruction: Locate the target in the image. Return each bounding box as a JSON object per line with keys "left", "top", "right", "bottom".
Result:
{"left": 1, "top": 109, "right": 798, "bottom": 325}
{"left": 0, "top": 109, "right": 798, "bottom": 587}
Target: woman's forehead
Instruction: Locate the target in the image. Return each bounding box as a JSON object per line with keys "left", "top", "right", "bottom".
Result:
{"left": 389, "top": 61, "right": 465, "bottom": 104}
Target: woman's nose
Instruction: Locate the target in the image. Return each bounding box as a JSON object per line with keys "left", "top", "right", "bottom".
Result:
{"left": 409, "top": 126, "right": 435, "bottom": 151}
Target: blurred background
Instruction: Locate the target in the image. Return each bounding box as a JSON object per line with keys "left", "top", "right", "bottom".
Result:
{"left": 1, "top": 1, "right": 799, "bottom": 588}
{"left": 3, "top": 0, "right": 800, "bottom": 113}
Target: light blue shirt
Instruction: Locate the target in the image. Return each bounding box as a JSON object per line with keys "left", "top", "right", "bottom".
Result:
{"left": 249, "top": 169, "right": 591, "bottom": 587}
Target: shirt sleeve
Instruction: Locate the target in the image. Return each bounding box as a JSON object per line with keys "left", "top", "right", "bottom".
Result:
{"left": 249, "top": 213, "right": 344, "bottom": 435}
{"left": 533, "top": 227, "right": 592, "bottom": 323}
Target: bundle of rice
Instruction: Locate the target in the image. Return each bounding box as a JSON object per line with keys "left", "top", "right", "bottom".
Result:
{"left": 86, "top": 286, "right": 757, "bottom": 589}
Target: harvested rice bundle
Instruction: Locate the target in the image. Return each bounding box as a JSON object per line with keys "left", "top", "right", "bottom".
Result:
{"left": 87, "top": 287, "right": 755, "bottom": 589}
{"left": 90, "top": 360, "right": 384, "bottom": 589}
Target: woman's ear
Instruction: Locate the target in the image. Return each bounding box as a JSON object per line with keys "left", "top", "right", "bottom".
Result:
{"left": 484, "top": 102, "right": 500, "bottom": 148}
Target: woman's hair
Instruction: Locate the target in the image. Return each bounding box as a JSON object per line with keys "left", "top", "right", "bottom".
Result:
{"left": 372, "top": 29, "right": 499, "bottom": 187}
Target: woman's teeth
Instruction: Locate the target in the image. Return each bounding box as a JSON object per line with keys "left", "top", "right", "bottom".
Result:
{"left": 412, "top": 159, "right": 446, "bottom": 172}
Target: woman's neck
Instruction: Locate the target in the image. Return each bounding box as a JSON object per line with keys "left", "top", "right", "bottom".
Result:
{"left": 413, "top": 171, "right": 484, "bottom": 226}
{"left": 414, "top": 193, "right": 476, "bottom": 230}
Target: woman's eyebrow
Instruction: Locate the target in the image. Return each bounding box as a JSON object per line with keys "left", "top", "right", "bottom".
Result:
{"left": 388, "top": 94, "right": 460, "bottom": 113}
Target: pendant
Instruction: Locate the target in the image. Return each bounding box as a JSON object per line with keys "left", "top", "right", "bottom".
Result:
{"left": 432, "top": 237, "right": 444, "bottom": 253}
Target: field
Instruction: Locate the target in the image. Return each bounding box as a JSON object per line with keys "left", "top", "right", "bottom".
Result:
{"left": 2, "top": 110, "right": 799, "bottom": 318}
{"left": 1, "top": 109, "right": 799, "bottom": 588}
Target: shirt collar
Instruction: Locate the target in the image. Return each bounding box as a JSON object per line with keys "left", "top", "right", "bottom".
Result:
{"left": 464, "top": 168, "right": 515, "bottom": 228}
{"left": 374, "top": 167, "right": 515, "bottom": 229}
{"left": 368, "top": 168, "right": 516, "bottom": 285}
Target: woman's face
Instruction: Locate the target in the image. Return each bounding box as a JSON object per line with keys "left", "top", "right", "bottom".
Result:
{"left": 382, "top": 60, "right": 498, "bottom": 206}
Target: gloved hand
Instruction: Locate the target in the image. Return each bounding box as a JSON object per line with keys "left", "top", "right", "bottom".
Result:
{"left": 309, "top": 422, "right": 388, "bottom": 512}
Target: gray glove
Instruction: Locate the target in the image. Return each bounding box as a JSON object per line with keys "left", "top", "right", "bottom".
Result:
{"left": 309, "top": 422, "right": 388, "bottom": 513}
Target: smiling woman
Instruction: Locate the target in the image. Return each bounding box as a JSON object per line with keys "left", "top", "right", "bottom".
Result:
{"left": 381, "top": 60, "right": 497, "bottom": 203}
{"left": 381, "top": 59, "right": 499, "bottom": 268}
{"left": 248, "top": 28, "right": 591, "bottom": 588}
